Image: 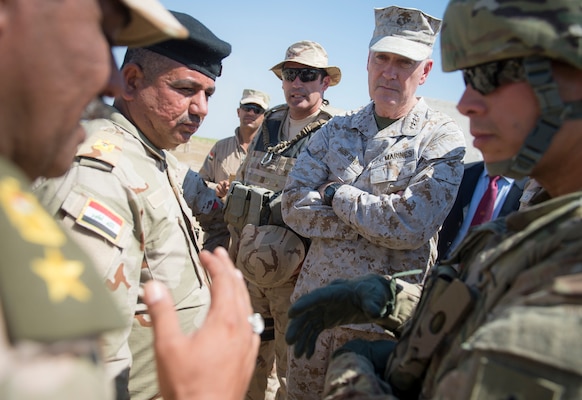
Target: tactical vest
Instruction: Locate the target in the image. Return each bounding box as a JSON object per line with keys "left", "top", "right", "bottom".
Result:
{"left": 242, "top": 103, "right": 336, "bottom": 192}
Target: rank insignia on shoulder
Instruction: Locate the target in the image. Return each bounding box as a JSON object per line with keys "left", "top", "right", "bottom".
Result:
{"left": 32, "top": 248, "right": 91, "bottom": 303}
{"left": 93, "top": 139, "right": 117, "bottom": 153}
{"left": 76, "top": 198, "right": 124, "bottom": 244}
{"left": 0, "top": 176, "right": 65, "bottom": 247}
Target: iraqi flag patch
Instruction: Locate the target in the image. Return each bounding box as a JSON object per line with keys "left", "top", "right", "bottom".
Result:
{"left": 76, "top": 199, "right": 124, "bottom": 244}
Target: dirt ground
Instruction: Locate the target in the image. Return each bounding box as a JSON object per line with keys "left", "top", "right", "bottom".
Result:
{"left": 168, "top": 136, "right": 216, "bottom": 172}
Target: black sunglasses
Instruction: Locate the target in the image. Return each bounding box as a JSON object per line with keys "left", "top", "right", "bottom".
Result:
{"left": 240, "top": 104, "right": 265, "bottom": 115}
{"left": 281, "top": 68, "right": 324, "bottom": 83}
{"left": 462, "top": 58, "right": 525, "bottom": 95}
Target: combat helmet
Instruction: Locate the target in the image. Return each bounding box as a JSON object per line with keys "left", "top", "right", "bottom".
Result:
{"left": 441, "top": 0, "right": 582, "bottom": 178}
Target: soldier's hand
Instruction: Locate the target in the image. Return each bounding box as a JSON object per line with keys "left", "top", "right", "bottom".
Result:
{"left": 143, "top": 247, "right": 259, "bottom": 400}
{"left": 332, "top": 339, "right": 396, "bottom": 378}
{"left": 216, "top": 180, "right": 230, "bottom": 198}
{"left": 286, "top": 274, "right": 398, "bottom": 359}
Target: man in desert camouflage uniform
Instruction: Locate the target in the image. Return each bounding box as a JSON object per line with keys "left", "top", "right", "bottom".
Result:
{"left": 286, "top": 1, "right": 582, "bottom": 398}
{"left": 34, "top": 11, "right": 231, "bottom": 400}
{"left": 224, "top": 40, "right": 343, "bottom": 400}
{"left": 281, "top": 6, "right": 465, "bottom": 399}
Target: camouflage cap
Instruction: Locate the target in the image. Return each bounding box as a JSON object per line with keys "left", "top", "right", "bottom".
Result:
{"left": 116, "top": 0, "right": 187, "bottom": 47}
{"left": 441, "top": 0, "right": 582, "bottom": 72}
{"left": 369, "top": 6, "right": 441, "bottom": 61}
{"left": 270, "top": 40, "right": 342, "bottom": 86}
{"left": 240, "top": 89, "right": 270, "bottom": 111}
{"left": 236, "top": 225, "right": 305, "bottom": 288}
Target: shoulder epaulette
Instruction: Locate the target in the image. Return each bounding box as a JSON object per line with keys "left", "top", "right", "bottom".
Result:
{"left": 76, "top": 120, "right": 124, "bottom": 170}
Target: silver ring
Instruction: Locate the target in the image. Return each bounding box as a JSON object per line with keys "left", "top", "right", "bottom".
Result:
{"left": 248, "top": 313, "right": 264, "bottom": 335}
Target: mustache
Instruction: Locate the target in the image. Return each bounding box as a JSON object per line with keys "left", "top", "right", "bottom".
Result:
{"left": 176, "top": 114, "right": 202, "bottom": 126}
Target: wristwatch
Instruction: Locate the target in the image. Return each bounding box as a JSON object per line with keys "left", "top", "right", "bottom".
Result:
{"left": 323, "top": 182, "right": 343, "bottom": 206}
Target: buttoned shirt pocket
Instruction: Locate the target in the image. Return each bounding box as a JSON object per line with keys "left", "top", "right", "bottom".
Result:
{"left": 327, "top": 151, "right": 364, "bottom": 185}
{"left": 369, "top": 158, "right": 416, "bottom": 195}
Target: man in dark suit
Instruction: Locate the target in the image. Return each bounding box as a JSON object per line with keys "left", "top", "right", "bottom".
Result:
{"left": 437, "top": 161, "right": 528, "bottom": 262}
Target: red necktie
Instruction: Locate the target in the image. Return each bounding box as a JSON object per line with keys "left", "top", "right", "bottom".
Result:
{"left": 470, "top": 175, "right": 500, "bottom": 226}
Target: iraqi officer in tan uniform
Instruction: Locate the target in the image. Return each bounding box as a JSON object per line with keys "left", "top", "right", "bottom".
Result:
{"left": 34, "top": 11, "right": 231, "bottom": 400}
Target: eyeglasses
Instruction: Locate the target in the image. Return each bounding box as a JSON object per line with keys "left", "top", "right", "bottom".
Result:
{"left": 240, "top": 104, "right": 265, "bottom": 115}
{"left": 462, "top": 58, "right": 525, "bottom": 95}
{"left": 281, "top": 68, "right": 324, "bottom": 83}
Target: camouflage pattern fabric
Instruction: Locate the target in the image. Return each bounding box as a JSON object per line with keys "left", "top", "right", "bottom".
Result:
{"left": 236, "top": 224, "right": 305, "bottom": 288}
{"left": 323, "top": 191, "right": 582, "bottom": 398}
{"left": 441, "top": 0, "right": 582, "bottom": 72}
{"left": 34, "top": 106, "right": 212, "bottom": 400}
{"left": 181, "top": 168, "right": 230, "bottom": 252}
{"left": 386, "top": 190, "right": 582, "bottom": 399}
{"left": 282, "top": 98, "right": 466, "bottom": 399}
{"left": 0, "top": 157, "right": 123, "bottom": 399}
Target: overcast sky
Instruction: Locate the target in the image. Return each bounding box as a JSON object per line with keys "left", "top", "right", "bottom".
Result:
{"left": 113, "top": 1, "right": 466, "bottom": 141}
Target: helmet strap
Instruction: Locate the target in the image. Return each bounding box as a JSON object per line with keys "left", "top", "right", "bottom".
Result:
{"left": 508, "top": 57, "right": 563, "bottom": 177}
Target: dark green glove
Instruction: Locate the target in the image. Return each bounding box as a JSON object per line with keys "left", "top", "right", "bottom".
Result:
{"left": 333, "top": 339, "right": 397, "bottom": 378}
{"left": 285, "top": 274, "right": 399, "bottom": 359}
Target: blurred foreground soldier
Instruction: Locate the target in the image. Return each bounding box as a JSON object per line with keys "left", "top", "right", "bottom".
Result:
{"left": 282, "top": 6, "right": 465, "bottom": 398}
{"left": 286, "top": 1, "right": 582, "bottom": 399}
{"left": 224, "top": 40, "right": 343, "bottom": 399}
{"left": 0, "top": 1, "right": 260, "bottom": 400}
{"left": 33, "top": 10, "right": 234, "bottom": 400}
{"left": 200, "top": 88, "right": 271, "bottom": 198}
{"left": 0, "top": 0, "right": 183, "bottom": 398}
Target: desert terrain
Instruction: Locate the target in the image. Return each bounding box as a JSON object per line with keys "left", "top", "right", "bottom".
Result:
{"left": 169, "top": 136, "right": 216, "bottom": 172}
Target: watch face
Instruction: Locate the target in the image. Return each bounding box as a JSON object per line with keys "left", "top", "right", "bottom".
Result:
{"left": 324, "top": 183, "right": 339, "bottom": 205}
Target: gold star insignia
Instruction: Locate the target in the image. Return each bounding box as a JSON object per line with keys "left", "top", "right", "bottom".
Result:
{"left": 0, "top": 177, "right": 65, "bottom": 247}
{"left": 32, "top": 248, "right": 92, "bottom": 303}
{"left": 93, "top": 139, "right": 116, "bottom": 153}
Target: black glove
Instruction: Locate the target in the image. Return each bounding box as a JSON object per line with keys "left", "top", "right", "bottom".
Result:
{"left": 286, "top": 274, "right": 400, "bottom": 359}
{"left": 333, "top": 339, "right": 397, "bottom": 378}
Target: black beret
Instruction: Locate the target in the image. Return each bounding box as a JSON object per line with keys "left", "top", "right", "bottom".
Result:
{"left": 145, "top": 11, "right": 231, "bottom": 80}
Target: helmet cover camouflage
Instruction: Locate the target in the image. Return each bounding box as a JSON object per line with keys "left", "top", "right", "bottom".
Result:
{"left": 441, "top": 0, "right": 582, "bottom": 72}
{"left": 236, "top": 224, "right": 305, "bottom": 288}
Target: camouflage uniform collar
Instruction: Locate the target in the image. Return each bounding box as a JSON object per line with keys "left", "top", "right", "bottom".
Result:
{"left": 351, "top": 98, "right": 429, "bottom": 138}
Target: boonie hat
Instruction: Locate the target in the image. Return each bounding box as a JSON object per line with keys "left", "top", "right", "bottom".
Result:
{"left": 240, "top": 89, "right": 270, "bottom": 111}
{"left": 369, "top": 6, "right": 441, "bottom": 61}
{"left": 270, "top": 40, "right": 342, "bottom": 86}
{"left": 116, "top": 0, "right": 188, "bottom": 47}
{"left": 146, "top": 11, "right": 232, "bottom": 80}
